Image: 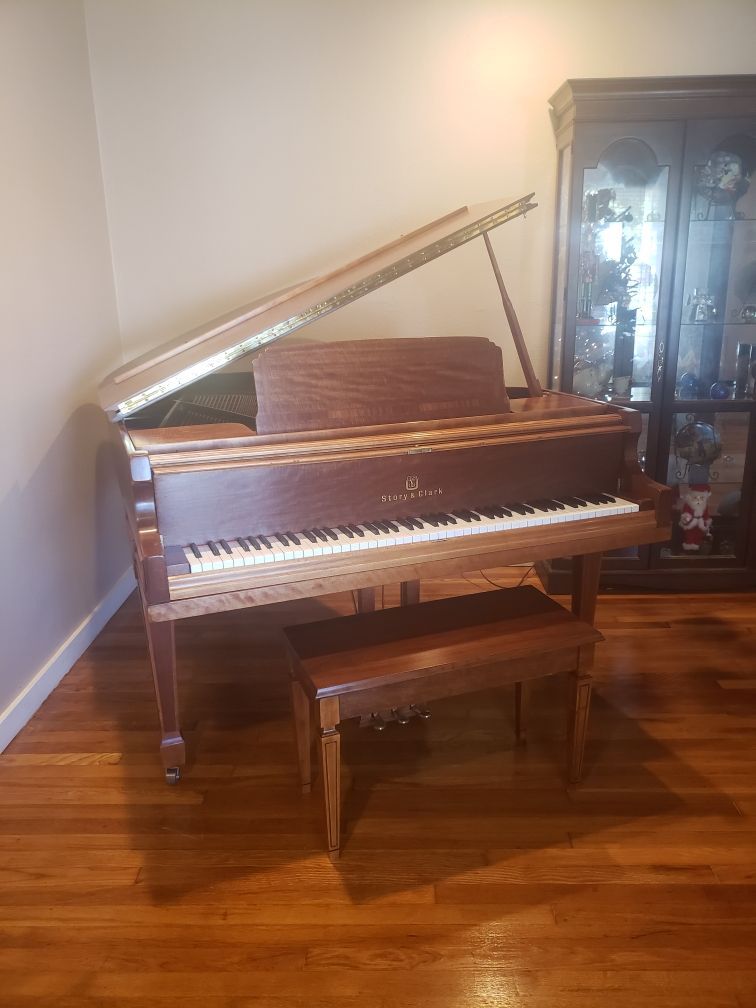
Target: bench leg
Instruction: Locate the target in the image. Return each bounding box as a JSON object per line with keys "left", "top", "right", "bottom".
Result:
{"left": 567, "top": 668, "right": 593, "bottom": 784}
{"left": 289, "top": 678, "right": 312, "bottom": 793}
{"left": 318, "top": 697, "right": 342, "bottom": 861}
{"left": 355, "top": 587, "right": 375, "bottom": 613}
{"left": 514, "top": 680, "right": 529, "bottom": 745}
{"left": 400, "top": 579, "right": 420, "bottom": 606}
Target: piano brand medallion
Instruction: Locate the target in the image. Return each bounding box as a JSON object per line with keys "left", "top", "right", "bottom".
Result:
{"left": 382, "top": 476, "right": 443, "bottom": 503}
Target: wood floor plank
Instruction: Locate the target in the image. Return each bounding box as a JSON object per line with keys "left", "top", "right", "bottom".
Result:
{"left": 1, "top": 576, "right": 755, "bottom": 1006}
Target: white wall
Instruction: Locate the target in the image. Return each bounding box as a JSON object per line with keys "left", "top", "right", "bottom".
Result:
{"left": 85, "top": 0, "right": 756, "bottom": 384}
{"left": 0, "top": 1, "right": 130, "bottom": 733}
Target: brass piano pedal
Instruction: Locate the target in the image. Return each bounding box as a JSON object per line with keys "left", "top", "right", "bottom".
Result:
{"left": 410, "top": 704, "right": 431, "bottom": 720}
{"left": 392, "top": 707, "right": 411, "bottom": 725}
{"left": 359, "top": 713, "right": 387, "bottom": 732}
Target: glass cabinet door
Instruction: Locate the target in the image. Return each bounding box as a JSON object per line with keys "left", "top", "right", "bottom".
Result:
{"left": 674, "top": 125, "right": 756, "bottom": 402}
{"left": 660, "top": 410, "right": 752, "bottom": 565}
{"left": 572, "top": 138, "right": 669, "bottom": 403}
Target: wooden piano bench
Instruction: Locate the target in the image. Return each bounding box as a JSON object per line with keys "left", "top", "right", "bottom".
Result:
{"left": 283, "top": 585, "right": 603, "bottom": 860}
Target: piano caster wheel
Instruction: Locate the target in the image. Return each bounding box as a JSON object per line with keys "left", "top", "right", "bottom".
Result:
{"left": 165, "top": 767, "right": 181, "bottom": 785}
{"left": 392, "top": 707, "right": 411, "bottom": 725}
{"left": 410, "top": 704, "right": 431, "bottom": 720}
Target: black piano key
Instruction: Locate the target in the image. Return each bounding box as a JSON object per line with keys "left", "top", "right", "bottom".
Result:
{"left": 434, "top": 514, "right": 450, "bottom": 526}
{"left": 311, "top": 529, "right": 328, "bottom": 542}
{"left": 456, "top": 509, "right": 481, "bottom": 521}
{"left": 286, "top": 532, "right": 301, "bottom": 545}
{"left": 408, "top": 517, "right": 425, "bottom": 529}
{"left": 364, "top": 522, "right": 380, "bottom": 534}
{"left": 276, "top": 533, "right": 290, "bottom": 546}
{"left": 247, "top": 536, "right": 262, "bottom": 550}
{"left": 440, "top": 513, "right": 457, "bottom": 524}
{"left": 497, "top": 506, "right": 513, "bottom": 517}
{"left": 348, "top": 524, "right": 365, "bottom": 537}
{"left": 385, "top": 520, "right": 399, "bottom": 532}
{"left": 375, "top": 521, "right": 391, "bottom": 533}
{"left": 505, "top": 503, "right": 528, "bottom": 515}
{"left": 208, "top": 541, "right": 221, "bottom": 556}
{"left": 597, "top": 492, "right": 616, "bottom": 503}
{"left": 301, "top": 530, "right": 317, "bottom": 543}
{"left": 338, "top": 525, "right": 355, "bottom": 538}
{"left": 420, "top": 514, "right": 440, "bottom": 526}
{"left": 219, "top": 540, "right": 233, "bottom": 554}
{"left": 530, "top": 502, "right": 551, "bottom": 513}
{"left": 258, "top": 535, "right": 272, "bottom": 548}
{"left": 397, "top": 518, "right": 414, "bottom": 531}
{"left": 237, "top": 538, "right": 250, "bottom": 552}
{"left": 583, "top": 494, "right": 604, "bottom": 505}
{"left": 560, "top": 496, "right": 583, "bottom": 508}
{"left": 476, "top": 507, "right": 497, "bottom": 519}
{"left": 189, "top": 543, "right": 202, "bottom": 559}
{"left": 323, "top": 528, "right": 338, "bottom": 541}
{"left": 550, "top": 499, "right": 566, "bottom": 510}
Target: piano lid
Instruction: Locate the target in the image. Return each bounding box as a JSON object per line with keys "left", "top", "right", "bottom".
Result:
{"left": 99, "top": 193, "right": 537, "bottom": 420}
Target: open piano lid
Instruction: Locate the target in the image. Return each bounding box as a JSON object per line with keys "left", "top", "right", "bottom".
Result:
{"left": 99, "top": 194, "right": 537, "bottom": 420}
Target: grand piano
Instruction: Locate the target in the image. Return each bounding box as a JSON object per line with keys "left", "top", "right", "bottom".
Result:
{"left": 99, "top": 194, "right": 672, "bottom": 782}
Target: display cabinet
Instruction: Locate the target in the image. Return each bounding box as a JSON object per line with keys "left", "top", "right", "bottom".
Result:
{"left": 544, "top": 77, "right": 756, "bottom": 590}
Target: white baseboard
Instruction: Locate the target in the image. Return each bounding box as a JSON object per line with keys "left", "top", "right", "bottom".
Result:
{"left": 0, "top": 568, "right": 136, "bottom": 753}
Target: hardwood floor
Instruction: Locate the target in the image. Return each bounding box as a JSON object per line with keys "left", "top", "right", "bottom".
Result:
{"left": 1, "top": 569, "right": 755, "bottom": 1007}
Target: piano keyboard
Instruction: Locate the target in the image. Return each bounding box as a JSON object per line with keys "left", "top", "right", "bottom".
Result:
{"left": 176, "top": 494, "right": 639, "bottom": 574}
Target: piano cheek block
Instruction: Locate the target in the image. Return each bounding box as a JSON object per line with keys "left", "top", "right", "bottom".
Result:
{"left": 164, "top": 545, "right": 191, "bottom": 576}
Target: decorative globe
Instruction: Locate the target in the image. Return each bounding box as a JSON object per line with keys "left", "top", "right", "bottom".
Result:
{"left": 674, "top": 421, "right": 722, "bottom": 465}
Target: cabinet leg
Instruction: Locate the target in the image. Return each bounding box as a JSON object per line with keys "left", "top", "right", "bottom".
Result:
{"left": 290, "top": 677, "right": 312, "bottom": 793}
{"left": 143, "top": 615, "right": 185, "bottom": 775}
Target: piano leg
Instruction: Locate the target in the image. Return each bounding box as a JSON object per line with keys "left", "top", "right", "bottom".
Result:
{"left": 143, "top": 613, "right": 185, "bottom": 783}
{"left": 400, "top": 579, "right": 420, "bottom": 606}
{"left": 570, "top": 552, "right": 602, "bottom": 624}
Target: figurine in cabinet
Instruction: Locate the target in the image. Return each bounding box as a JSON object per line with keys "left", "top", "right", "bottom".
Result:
{"left": 679, "top": 484, "right": 713, "bottom": 553}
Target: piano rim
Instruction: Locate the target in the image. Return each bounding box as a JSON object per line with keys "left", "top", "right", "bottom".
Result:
{"left": 133, "top": 413, "right": 630, "bottom": 473}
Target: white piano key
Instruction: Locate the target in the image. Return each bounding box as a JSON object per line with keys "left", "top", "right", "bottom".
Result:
{"left": 196, "top": 544, "right": 223, "bottom": 572}
{"left": 183, "top": 546, "right": 204, "bottom": 573}
{"left": 178, "top": 493, "right": 642, "bottom": 580}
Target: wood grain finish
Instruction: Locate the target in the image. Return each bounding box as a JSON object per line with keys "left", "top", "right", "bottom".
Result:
{"left": 98, "top": 195, "right": 536, "bottom": 418}
{"left": 253, "top": 337, "right": 510, "bottom": 434}
{"left": 107, "top": 353, "right": 671, "bottom": 772}
{"left": 2, "top": 573, "right": 756, "bottom": 1006}
{"left": 285, "top": 587, "right": 602, "bottom": 855}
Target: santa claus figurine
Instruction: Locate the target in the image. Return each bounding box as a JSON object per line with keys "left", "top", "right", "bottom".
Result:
{"left": 679, "top": 483, "right": 713, "bottom": 552}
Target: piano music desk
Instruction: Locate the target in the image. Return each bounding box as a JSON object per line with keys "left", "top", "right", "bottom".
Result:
{"left": 283, "top": 585, "right": 603, "bottom": 860}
